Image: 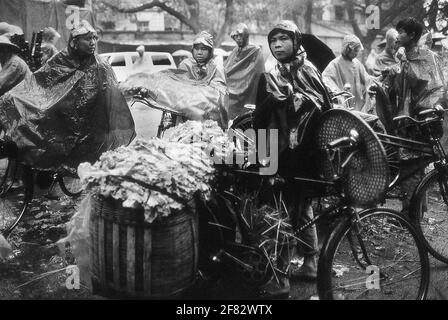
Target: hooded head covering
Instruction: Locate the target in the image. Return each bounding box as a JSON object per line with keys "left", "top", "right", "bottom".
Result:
{"left": 192, "top": 31, "right": 214, "bottom": 63}
{"left": 0, "top": 35, "right": 20, "bottom": 53}
{"left": 230, "top": 23, "right": 249, "bottom": 46}
{"left": 267, "top": 20, "right": 303, "bottom": 62}
{"left": 68, "top": 20, "right": 97, "bottom": 56}
{"left": 70, "top": 20, "right": 96, "bottom": 38}
{"left": 385, "top": 28, "right": 398, "bottom": 52}
{"left": 342, "top": 34, "right": 364, "bottom": 56}
{"left": 193, "top": 31, "right": 214, "bottom": 49}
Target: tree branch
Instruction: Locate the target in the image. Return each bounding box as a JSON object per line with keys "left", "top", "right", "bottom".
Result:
{"left": 99, "top": 0, "right": 200, "bottom": 33}
{"left": 215, "top": 0, "right": 234, "bottom": 46}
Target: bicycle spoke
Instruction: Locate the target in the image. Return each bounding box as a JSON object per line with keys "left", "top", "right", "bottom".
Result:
{"left": 324, "top": 210, "right": 428, "bottom": 300}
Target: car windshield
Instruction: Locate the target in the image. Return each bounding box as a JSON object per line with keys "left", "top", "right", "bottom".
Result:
{"left": 152, "top": 55, "right": 171, "bottom": 65}
{"left": 110, "top": 55, "right": 126, "bottom": 67}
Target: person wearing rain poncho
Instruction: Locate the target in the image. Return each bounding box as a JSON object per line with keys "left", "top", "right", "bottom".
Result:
{"left": 378, "top": 18, "right": 446, "bottom": 216}
{"left": 41, "top": 27, "right": 61, "bottom": 65}
{"left": 371, "top": 28, "right": 399, "bottom": 77}
{"left": 0, "top": 35, "right": 31, "bottom": 97}
{"left": 121, "top": 31, "right": 228, "bottom": 129}
{"left": 322, "top": 34, "right": 373, "bottom": 113}
{"left": 224, "top": 23, "right": 265, "bottom": 120}
{"left": 129, "top": 45, "right": 154, "bottom": 76}
{"left": 253, "top": 20, "right": 332, "bottom": 298}
{"left": 179, "top": 31, "right": 228, "bottom": 91}
{"left": 0, "top": 20, "right": 136, "bottom": 174}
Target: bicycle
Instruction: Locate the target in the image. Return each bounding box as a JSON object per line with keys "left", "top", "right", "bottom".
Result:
{"left": 383, "top": 107, "right": 448, "bottom": 265}
{"left": 236, "top": 91, "right": 448, "bottom": 268}
{"left": 133, "top": 88, "right": 430, "bottom": 300}
{"left": 234, "top": 107, "right": 429, "bottom": 300}
{"left": 0, "top": 140, "right": 84, "bottom": 239}
{"left": 373, "top": 83, "right": 448, "bottom": 264}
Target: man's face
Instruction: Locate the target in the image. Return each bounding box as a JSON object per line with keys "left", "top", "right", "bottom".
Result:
{"left": 390, "top": 34, "right": 399, "bottom": 53}
{"left": 76, "top": 33, "right": 97, "bottom": 56}
{"left": 192, "top": 44, "right": 211, "bottom": 63}
{"left": 233, "top": 33, "right": 245, "bottom": 47}
{"left": 269, "top": 31, "right": 294, "bottom": 62}
{"left": 396, "top": 29, "right": 414, "bottom": 48}
{"left": 346, "top": 45, "right": 361, "bottom": 60}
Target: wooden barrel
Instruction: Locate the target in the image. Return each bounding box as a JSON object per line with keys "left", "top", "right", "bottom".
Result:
{"left": 89, "top": 195, "right": 198, "bottom": 299}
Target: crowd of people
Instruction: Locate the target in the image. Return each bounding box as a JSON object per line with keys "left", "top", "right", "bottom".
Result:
{"left": 0, "top": 16, "right": 447, "bottom": 299}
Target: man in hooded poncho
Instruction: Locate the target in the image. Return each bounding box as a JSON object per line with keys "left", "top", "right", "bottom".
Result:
{"left": 0, "top": 20, "right": 136, "bottom": 174}
{"left": 224, "top": 23, "right": 265, "bottom": 120}
{"left": 254, "top": 20, "right": 333, "bottom": 298}
{"left": 322, "top": 34, "right": 373, "bottom": 113}
{"left": 0, "top": 35, "right": 31, "bottom": 97}
{"left": 371, "top": 28, "right": 399, "bottom": 77}
{"left": 381, "top": 18, "right": 446, "bottom": 215}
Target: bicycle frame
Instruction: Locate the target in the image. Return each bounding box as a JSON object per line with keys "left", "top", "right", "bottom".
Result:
{"left": 377, "top": 114, "right": 448, "bottom": 192}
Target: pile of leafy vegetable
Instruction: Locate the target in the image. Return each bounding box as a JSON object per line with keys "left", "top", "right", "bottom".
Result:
{"left": 77, "top": 137, "right": 216, "bottom": 223}
{"left": 163, "top": 120, "right": 235, "bottom": 160}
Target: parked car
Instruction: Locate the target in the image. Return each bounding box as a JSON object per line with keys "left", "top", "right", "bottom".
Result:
{"left": 99, "top": 51, "right": 176, "bottom": 82}
{"left": 172, "top": 49, "right": 192, "bottom": 67}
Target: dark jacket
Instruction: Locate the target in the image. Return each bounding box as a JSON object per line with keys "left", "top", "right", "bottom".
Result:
{"left": 254, "top": 55, "right": 332, "bottom": 178}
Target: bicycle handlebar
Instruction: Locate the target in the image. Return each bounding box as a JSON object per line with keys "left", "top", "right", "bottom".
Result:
{"left": 132, "top": 95, "right": 184, "bottom": 116}
{"left": 392, "top": 105, "right": 445, "bottom": 126}
{"left": 326, "top": 129, "right": 360, "bottom": 150}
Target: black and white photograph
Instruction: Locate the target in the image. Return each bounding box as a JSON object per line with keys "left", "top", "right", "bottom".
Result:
{"left": 0, "top": 0, "right": 448, "bottom": 304}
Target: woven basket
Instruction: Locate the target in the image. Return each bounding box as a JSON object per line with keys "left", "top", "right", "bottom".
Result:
{"left": 89, "top": 194, "right": 198, "bottom": 299}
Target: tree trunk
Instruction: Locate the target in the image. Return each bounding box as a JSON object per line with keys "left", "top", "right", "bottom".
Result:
{"left": 215, "top": 0, "right": 234, "bottom": 46}
{"left": 304, "top": 0, "right": 313, "bottom": 34}
{"left": 184, "top": 0, "right": 200, "bottom": 32}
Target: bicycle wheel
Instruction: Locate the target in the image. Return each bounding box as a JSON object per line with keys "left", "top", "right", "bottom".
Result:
{"left": 317, "top": 208, "right": 430, "bottom": 300}
{"left": 410, "top": 169, "right": 448, "bottom": 264}
{"left": 57, "top": 175, "right": 83, "bottom": 197}
{"left": 0, "top": 166, "right": 33, "bottom": 238}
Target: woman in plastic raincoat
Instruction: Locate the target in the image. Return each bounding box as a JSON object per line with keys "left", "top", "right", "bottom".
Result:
{"left": 0, "top": 20, "right": 135, "bottom": 174}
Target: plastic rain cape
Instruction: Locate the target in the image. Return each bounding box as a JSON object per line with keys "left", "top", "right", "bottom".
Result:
{"left": 120, "top": 67, "right": 229, "bottom": 129}
{"left": 0, "top": 49, "right": 136, "bottom": 172}
{"left": 224, "top": 44, "right": 265, "bottom": 120}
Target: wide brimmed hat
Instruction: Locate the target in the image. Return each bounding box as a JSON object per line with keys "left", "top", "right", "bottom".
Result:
{"left": 0, "top": 35, "right": 20, "bottom": 52}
